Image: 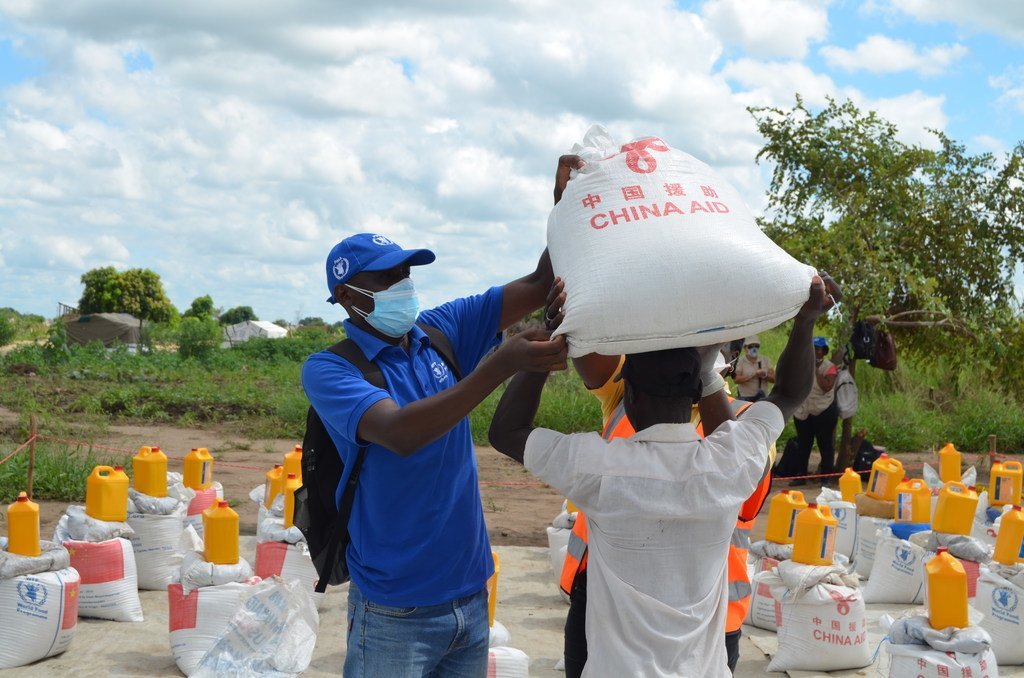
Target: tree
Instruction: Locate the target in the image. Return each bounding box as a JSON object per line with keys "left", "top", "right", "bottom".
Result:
{"left": 750, "top": 96, "right": 1024, "bottom": 464}
{"left": 78, "top": 266, "right": 176, "bottom": 322}
{"left": 220, "top": 306, "right": 258, "bottom": 325}
{"left": 183, "top": 295, "right": 217, "bottom": 320}
{"left": 298, "top": 316, "right": 326, "bottom": 327}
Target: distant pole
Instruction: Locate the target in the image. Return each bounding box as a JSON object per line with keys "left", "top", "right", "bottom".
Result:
{"left": 27, "top": 414, "right": 37, "bottom": 499}
{"left": 988, "top": 434, "right": 998, "bottom": 476}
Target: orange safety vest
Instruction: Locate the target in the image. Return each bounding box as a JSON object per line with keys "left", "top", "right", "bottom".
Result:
{"left": 559, "top": 398, "right": 772, "bottom": 633}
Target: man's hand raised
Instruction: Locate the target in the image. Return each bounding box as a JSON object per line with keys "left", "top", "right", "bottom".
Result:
{"left": 796, "top": 273, "right": 842, "bottom": 323}
{"left": 554, "top": 155, "right": 584, "bottom": 205}
{"left": 495, "top": 327, "right": 568, "bottom": 375}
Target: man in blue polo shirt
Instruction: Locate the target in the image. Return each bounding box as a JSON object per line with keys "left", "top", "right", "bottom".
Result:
{"left": 302, "top": 230, "right": 567, "bottom": 677}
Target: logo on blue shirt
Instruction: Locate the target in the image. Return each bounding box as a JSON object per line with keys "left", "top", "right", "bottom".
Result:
{"left": 431, "top": 361, "right": 449, "bottom": 382}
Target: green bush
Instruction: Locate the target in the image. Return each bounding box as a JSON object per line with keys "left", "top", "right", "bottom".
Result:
{"left": 0, "top": 311, "right": 15, "bottom": 347}
{"left": 177, "top": 317, "right": 221, "bottom": 359}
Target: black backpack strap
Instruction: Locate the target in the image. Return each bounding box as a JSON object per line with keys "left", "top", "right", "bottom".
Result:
{"left": 417, "top": 323, "right": 463, "bottom": 381}
{"left": 325, "top": 339, "right": 386, "bottom": 390}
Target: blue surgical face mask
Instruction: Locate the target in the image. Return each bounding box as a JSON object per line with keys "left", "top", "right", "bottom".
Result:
{"left": 345, "top": 278, "right": 420, "bottom": 338}
{"left": 747, "top": 346, "right": 759, "bottom": 358}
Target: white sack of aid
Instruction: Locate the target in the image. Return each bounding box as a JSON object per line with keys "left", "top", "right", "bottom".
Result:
{"left": 548, "top": 125, "right": 816, "bottom": 357}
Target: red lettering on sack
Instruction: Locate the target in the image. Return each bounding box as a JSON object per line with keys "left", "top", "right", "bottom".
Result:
{"left": 638, "top": 204, "right": 661, "bottom": 219}
{"left": 712, "top": 202, "right": 730, "bottom": 213}
{"left": 622, "top": 185, "right": 645, "bottom": 201}
{"left": 663, "top": 182, "right": 685, "bottom": 196}
{"left": 701, "top": 185, "right": 719, "bottom": 198}
{"left": 690, "top": 201, "right": 708, "bottom": 213}
{"left": 620, "top": 138, "right": 669, "bottom": 174}
{"left": 588, "top": 202, "right": 684, "bottom": 229}
{"left": 608, "top": 208, "right": 630, "bottom": 226}
{"left": 255, "top": 541, "right": 288, "bottom": 579}
{"left": 662, "top": 201, "right": 683, "bottom": 216}
{"left": 590, "top": 214, "right": 609, "bottom": 229}
{"left": 168, "top": 583, "right": 199, "bottom": 632}
{"left": 582, "top": 194, "right": 602, "bottom": 209}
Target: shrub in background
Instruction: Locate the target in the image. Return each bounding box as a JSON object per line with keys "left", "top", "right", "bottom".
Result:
{"left": 177, "top": 316, "right": 221, "bottom": 359}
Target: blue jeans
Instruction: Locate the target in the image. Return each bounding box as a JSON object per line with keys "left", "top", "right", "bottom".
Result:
{"left": 344, "top": 581, "right": 490, "bottom": 677}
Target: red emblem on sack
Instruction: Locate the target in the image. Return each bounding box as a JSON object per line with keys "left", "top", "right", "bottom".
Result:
{"left": 620, "top": 138, "right": 669, "bottom": 174}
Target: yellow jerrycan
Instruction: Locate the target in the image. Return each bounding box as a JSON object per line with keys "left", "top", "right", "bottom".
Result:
{"left": 938, "top": 443, "right": 962, "bottom": 483}
{"left": 765, "top": 490, "right": 807, "bottom": 545}
{"left": 7, "top": 491, "right": 41, "bottom": 557}
{"left": 993, "top": 505, "right": 1024, "bottom": 566}
{"left": 132, "top": 445, "right": 168, "bottom": 497}
{"left": 565, "top": 499, "right": 579, "bottom": 514}
{"left": 283, "top": 473, "right": 302, "bottom": 529}
{"left": 284, "top": 444, "right": 303, "bottom": 485}
{"left": 203, "top": 500, "right": 239, "bottom": 565}
{"left": 264, "top": 464, "right": 284, "bottom": 509}
{"left": 792, "top": 504, "right": 839, "bottom": 566}
{"left": 932, "top": 482, "right": 979, "bottom": 536}
{"left": 895, "top": 478, "right": 931, "bottom": 523}
{"left": 927, "top": 547, "right": 968, "bottom": 630}
{"left": 86, "top": 464, "right": 129, "bottom": 522}
{"left": 183, "top": 447, "right": 214, "bottom": 490}
{"left": 839, "top": 467, "right": 862, "bottom": 503}
{"left": 486, "top": 551, "right": 500, "bottom": 627}
{"left": 867, "top": 453, "right": 904, "bottom": 501}
{"left": 990, "top": 461, "right": 1023, "bottom": 507}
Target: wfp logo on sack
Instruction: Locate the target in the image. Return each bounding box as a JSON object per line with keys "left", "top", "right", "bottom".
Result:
{"left": 371, "top": 234, "right": 394, "bottom": 246}
{"left": 17, "top": 580, "right": 48, "bottom": 607}
{"left": 832, "top": 508, "right": 846, "bottom": 522}
{"left": 993, "top": 587, "right": 1019, "bottom": 613}
{"left": 332, "top": 257, "right": 349, "bottom": 280}
{"left": 894, "top": 546, "right": 915, "bottom": 565}
{"left": 431, "top": 361, "right": 449, "bottom": 383}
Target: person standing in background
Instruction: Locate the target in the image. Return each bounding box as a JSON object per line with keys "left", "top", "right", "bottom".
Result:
{"left": 780, "top": 336, "right": 838, "bottom": 485}
{"left": 731, "top": 336, "right": 775, "bottom": 402}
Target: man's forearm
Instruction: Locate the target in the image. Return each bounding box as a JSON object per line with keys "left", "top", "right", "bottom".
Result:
{"left": 488, "top": 371, "right": 549, "bottom": 464}
{"left": 768, "top": 316, "right": 816, "bottom": 420}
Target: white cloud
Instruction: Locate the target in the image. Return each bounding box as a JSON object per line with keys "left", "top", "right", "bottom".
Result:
{"left": 701, "top": 0, "right": 830, "bottom": 59}
{"left": 990, "top": 66, "right": 1024, "bottom": 114}
{"left": 885, "top": 0, "right": 1024, "bottom": 43}
{"left": 821, "top": 34, "right": 967, "bottom": 76}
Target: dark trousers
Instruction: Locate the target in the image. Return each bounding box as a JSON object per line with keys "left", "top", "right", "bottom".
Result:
{"left": 563, "top": 568, "right": 742, "bottom": 676}
{"left": 792, "top": 400, "right": 839, "bottom": 476}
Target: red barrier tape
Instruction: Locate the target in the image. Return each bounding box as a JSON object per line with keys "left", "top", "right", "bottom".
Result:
{"left": 0, "top": 434, "right": 37, "bottom": 467}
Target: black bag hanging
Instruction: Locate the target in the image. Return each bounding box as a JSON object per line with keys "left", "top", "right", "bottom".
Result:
{"left": 850, "top": 321, "right": 876, "bottom": 360}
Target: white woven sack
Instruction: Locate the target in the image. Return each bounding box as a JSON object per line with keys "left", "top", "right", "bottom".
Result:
{"left": 863, "top": 533, "right": 926, "bottom": 604}
{"left": 746, "top": 569, "right": 781, "bottom": 631}
{"left": 181, "top": 482, "right": 224, "bottom": 538}
{"left": 0, "top": 567, "right": 80, "bottom": 668}
{"left": 854, "top": 516, "right": 893, "bottom": 579}
{"left": 64, "top": 537, "right": 143, "bottom": 622}
{"left": 768, "top": 582, "right": 871, "bottom": 672}
{"left": 487, "top": 646, "right": 529, "bottom": 678}
{"left": 548, "top": 125, "right": 816, "bottom": 357}
{"left": 127, "top": 504, "right": 187, "bottom": 590}
{"left": 976, "top": 565, "right": 1024, "bottom": 665}
{"left": 886, "top": 642, "right": 999, "bottom": 678}
{"left": 489, "top": 619, "right": 511, "bottom": 648}
{"left": 546, "top": 526, "right": 570, "bottom": 582}
{"left": 169, "top": 581, "right": 250, "bottom": 676}
{"left": 254, "top": 540, "right": 324, "bottom": 609}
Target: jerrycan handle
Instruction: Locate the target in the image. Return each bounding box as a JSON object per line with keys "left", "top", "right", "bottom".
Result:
{"left": 91, "top": 465, "right": 115, "bottom": 478}
{"left": 1003, "top": 461, "right": 1023, "bottom": 472}
{"left": 907, "top": 479, "right": 927, "bottom": 490}
{"left": 789, "top": 491, "right": 805, "bottom": 503}
{"left": 945, "top": 481, "right": 968, "bottom": 494}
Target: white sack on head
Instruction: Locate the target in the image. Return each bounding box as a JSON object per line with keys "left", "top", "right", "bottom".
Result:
{"left": 548, "top": 124, "right": 816, "bottom": 357}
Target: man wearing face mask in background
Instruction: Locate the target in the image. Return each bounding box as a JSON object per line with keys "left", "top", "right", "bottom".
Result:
{"left": 301, "top": 232, "right": 567, "bottom": 677}
{"left": 732, "top": 336, "right": 775, "bottom": 402}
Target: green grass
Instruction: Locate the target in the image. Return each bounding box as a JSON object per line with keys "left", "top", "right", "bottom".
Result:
{"left": 0, "top": 442, "right": 131, "bottom": 503}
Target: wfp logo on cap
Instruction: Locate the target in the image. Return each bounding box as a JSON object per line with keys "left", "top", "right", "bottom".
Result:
{"left": 372, "top": 234, "right": 394, "bottom": 246}
{"left": 332, "top": 256, "right": 349, "bottom": 281}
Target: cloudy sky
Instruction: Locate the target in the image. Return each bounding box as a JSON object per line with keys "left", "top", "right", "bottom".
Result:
{"left": 1, "top": 0, "right": 1022, "bottom": 323}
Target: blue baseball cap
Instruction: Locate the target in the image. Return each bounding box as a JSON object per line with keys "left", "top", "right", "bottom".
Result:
{"left": 813, "top": 336, "right": 829, "bottom": 349}
{"left": 325, "top": 233, "right": 435, "bottom": 303}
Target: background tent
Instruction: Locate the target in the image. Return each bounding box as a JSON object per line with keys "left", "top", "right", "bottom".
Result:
{"left": 222, "top": 320, "right": 287, "bottom": 346}
{"left": 64, "top": 313, "right": 142, "bottom": 347}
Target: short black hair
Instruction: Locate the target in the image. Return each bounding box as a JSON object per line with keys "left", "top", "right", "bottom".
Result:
{"left": 621, "top": 347, "right": 702, "bottom": 398}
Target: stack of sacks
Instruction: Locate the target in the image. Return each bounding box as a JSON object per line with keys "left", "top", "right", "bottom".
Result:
{"left": 883, "top": 613, "right": 998, "bottom": 677}
{"left": 976, "top": 561, "right": 1024, "bottom": 665}
{"left": 545, "top": 501, "right": 574, "bottom": 596}
{"left": 248, "top": 486, "right": 323, "bottom": 609}
{"left": 916, "top": 531, "right": 992, "bottom": 600}
{"left": 127, "top": 488, "right": 194, "bottom": 590}
{"left": 486, "top": 620, "right": 529, "bottom": 678}
{"left": 547, "top": 124, "right": 816, "bottom": 357}
{"left": 54, "top": 505, "right": 143, "bottom": 622}
{"left": 188, "top": 577, "right": 318, "bottom": 677}
{"left": 748, "top": 540, "right": 850, "bottom": 630}
{"left": 0, "top": 539, "right": 81, "bottom": 668}
{"left": 816, "top": 488, "right": 858, "bottom": 561}
{"left": 762, "top": 559, "right": 871, "bottom": 673}
{"left": 853, "top": 493, "right": 894, "bottom": 579}
{"left": 168, "top": 550, "right": 255, "bottom": 676}
{"left": 863, "top": 525, "right": 927, "bottom": 604}
{"left": 169, "top": 472, "right": 223, "bottom": 539}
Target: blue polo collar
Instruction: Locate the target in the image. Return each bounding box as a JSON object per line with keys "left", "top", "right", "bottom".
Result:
{"left": 342, "top": 319, "right": 430, "bottom": 362}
